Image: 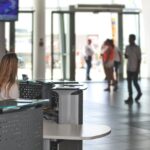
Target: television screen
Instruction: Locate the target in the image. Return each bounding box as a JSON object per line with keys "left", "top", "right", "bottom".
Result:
{"left": 0, "top": 0, "right": 19, "bottom": 21}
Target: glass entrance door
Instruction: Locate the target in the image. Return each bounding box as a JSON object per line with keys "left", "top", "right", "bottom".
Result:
{"left": 50, "top": 12, "right": 72, "bottom": 80}
{"left": 50, "top": 11, "right": 122, "bottom": 81}
{"left": 50, "top": 5, "right": 125, "bottom": 81}
{"left": 75, "top": 12, "right": 119, "bottom": 81}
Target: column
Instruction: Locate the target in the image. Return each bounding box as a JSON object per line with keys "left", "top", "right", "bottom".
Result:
{"left": 0, "top": 22, "right": 6, "bottom": 60}
{"left": 9, "top": 22, "right": 15, "bottom": 52}
{"left": 118, "top": 12, "right": 123, "bottom": 80}
{"left": 141, "top": 1, "right": 150, "bottom": 78}
{"left": 33, "top": 0, "right": 45, "bottom": 80}
{"left": 68, "top": 7, "right": 75, "bottom": 80}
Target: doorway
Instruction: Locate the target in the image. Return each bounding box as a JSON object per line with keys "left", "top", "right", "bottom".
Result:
{"left": 75, "top": 12, "right": 119, "bottom": 81}
{"left": 50, "top": 4, "right": 125, "bottom": 81}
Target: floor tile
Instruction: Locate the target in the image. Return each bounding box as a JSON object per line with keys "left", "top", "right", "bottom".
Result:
{"left": 82, "top": 79, "right": 150, "bottom": 150}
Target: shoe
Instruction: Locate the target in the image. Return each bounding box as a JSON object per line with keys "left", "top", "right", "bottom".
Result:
{"left": 104, "top": 77, "right": 107, "bottom": 81}
{"left": 113, "top": 85, "right": 118, "bottom": 91}
{"left": 124, "top": 97, "right": 133, "bottom": 104}
{"left": 135, "top": 93, "right": 142, "bottom": 101}
{"left": 104, "top": 88, "right": 110, "bottom": 92}
{"left": 86, "top": 77, "right": 91, "bottom": 80}
{"left": 111, "top": 80, "right": 117, "bottom": 86}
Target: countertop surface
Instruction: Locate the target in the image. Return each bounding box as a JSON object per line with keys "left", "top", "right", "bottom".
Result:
{"left": 43, "top": 120, "right": 111, "bottom": 140}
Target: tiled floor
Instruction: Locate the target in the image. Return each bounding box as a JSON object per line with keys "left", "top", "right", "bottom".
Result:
{"left": 82, "top": 79, "right": 150, "bottom": 150}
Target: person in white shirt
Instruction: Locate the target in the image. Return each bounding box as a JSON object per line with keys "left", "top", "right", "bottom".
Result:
{"left": 84, "top": 39, "right": 94, "bottom": 80}
{"left": 0, "top": 53, "right": 19, "bottom": 100}
{"left": 124, "top": 34, "right": 142, "bottom": 104}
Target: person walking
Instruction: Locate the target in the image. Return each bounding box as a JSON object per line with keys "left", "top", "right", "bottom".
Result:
{"left": 101, "top": 39, "right": 117, "bottom": 91}
{"left": 84, "top": 39, "right": 94, "bottom": 80}
{"left": 124, "top": 34, "right": 142, "bottom": 104}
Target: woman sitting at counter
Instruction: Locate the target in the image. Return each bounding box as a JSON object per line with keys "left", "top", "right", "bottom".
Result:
{"left": 0, "top": 53, "right": 19, "bottom": 100}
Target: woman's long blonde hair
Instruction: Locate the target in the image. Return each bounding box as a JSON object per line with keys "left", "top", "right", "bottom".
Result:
{"left": 0, "top": 53, "right": 18, "bottom": 97}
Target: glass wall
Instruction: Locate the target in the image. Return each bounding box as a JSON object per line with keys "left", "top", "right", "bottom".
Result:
{"left": 15, "top": 12, "right": 33, "bottom": 79}
{"left": 122, "top": 13, "right": 140, "bottom": 78}
{"left": 5, "top": 12, "right": 33, "bottom": 80}
{"left": 19, "top": 0, "right": 33, "bottom": 8}
{"left": 9, "top": 0, "right": 142, "bottom": 80}
{"left": 45, "top": 0, "right": 142, "bottom": 80}
{"left": 45, "top": 9, "right": 51, "bottom": 80}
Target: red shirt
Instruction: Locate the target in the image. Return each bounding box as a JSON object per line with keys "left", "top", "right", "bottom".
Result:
{"left": 103, "top": 47, "right": 114, "bottom": 62}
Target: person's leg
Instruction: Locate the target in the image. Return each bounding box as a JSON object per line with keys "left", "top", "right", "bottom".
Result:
{"left": 114, "top": 61, "right": 120, "bottom": 82}
{"left": 86, "top": 61, "right": 90, "bottom": 79}
{"left": 110, "top": 65, "right": 117, "bottom": 91}
{"left": 86, "top": 56, "right": 92, "bottom": 80}
{"left": 104, "top": 67, "right": 116, "bottom": 91}
{"left": 88, "top": 60, "right": 92, "bottom": 79}
{"left": 85, "top": 59, "right": 89, "bottom": 79}
{"left": 133, "top": 72, "right": 142, "bottom": 101}
{"left": 107, "top": 66, "right": 117, "bottom": 91}
{"left": 125, "top": 71, "right": 133, "bottom": 103}
{"left": 104, "top": 67, "right": 111, "bottom": 91}
{"left": 128, "top": 71, "right": 133, "bottom": 98}
{"left": 103, "top": 62, "right": 107, "bottom": 81}
{"left": 114, "top": 61, "right": 118, "bottom": 81}
{"left": 113, "top": 62, "right": 120, "bottom": 91}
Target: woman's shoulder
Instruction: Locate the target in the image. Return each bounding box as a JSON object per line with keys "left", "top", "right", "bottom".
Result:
{"left": 11, "top": 82, "right": 19, "bottom": 90}
{"left": 9, "top": 83, "right": 19, "bottom": 99}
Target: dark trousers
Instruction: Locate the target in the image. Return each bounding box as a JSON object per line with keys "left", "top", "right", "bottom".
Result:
{"left": 114, "top": 61, "right": 120, "bottom": 74}
{"left": 127, "top": 71, "right": 141, "bottom": 97}
{"left": 85, "top": 56, "right": 92, "bottom": 78}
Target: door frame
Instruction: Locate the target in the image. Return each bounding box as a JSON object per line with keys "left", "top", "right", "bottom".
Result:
{"left": 51, "top": 4, "right": 126, "bottom": 80}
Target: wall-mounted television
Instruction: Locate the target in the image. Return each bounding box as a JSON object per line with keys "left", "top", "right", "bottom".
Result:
{"left": 0, "top": 0, "right": 19, "bottom": 21}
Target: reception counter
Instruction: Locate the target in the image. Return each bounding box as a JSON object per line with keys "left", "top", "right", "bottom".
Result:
{"left": 52, "top": 84, "right": 87, "bottom": 124}
{"left": 0, "top": 99, "right": 49, "bottom": 150}
{"left": 43, "top": 120, "right": 111, "bottom": 150}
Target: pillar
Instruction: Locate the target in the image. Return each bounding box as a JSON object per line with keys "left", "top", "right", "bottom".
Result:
{"left": 0, "top": 22, "right": 6, "bottom": 60}
{"left": 141, "top": 1, "right": 150, "bottom": 78}
{"left": 33, "top": 0, "right": 45, "bottom": 80}
{"left": 118, "top": 12, "right": 123, "bottom": 80}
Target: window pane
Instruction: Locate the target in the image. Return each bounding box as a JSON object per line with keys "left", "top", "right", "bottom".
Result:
{"left": 15, "top": 13, "right": 33, "bottom": 80}
{"left": 19, "top": 0, "right": 33, "bottom": 8}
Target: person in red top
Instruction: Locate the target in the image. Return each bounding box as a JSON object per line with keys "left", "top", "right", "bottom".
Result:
{"left": 101, "top": 39, "right": 117, "bottom": 91}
